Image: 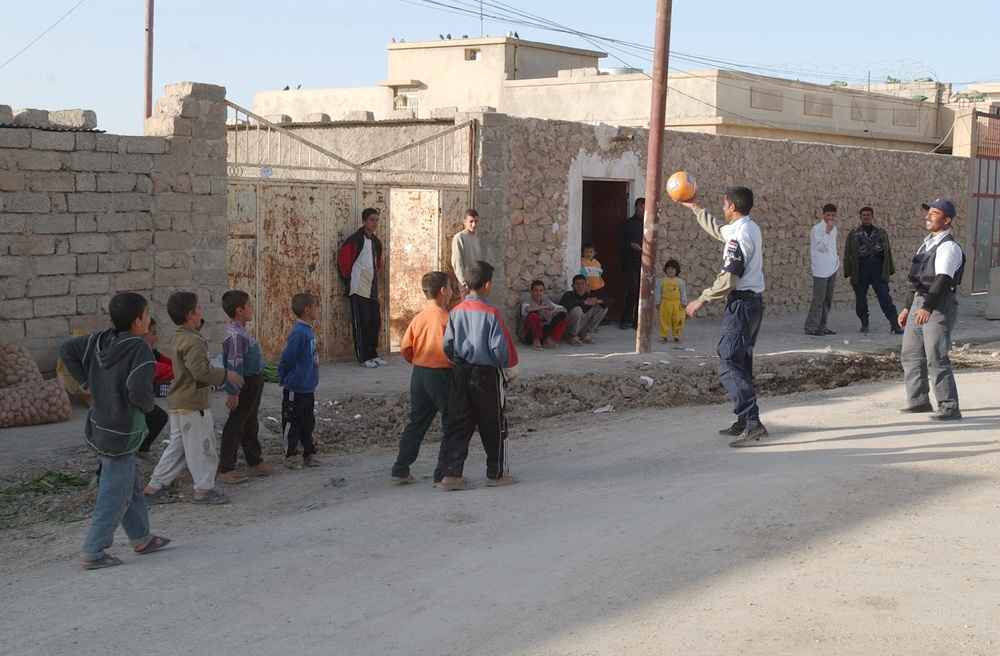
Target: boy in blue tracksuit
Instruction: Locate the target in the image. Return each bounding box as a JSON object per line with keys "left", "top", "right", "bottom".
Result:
{"left": 278, "top": 292, "right": 321, "bottom": 469}
{"left": 435, "top": 261, "right": 520, "bottom": 491}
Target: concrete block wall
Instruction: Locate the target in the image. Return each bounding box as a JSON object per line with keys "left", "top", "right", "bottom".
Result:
{"left": 474, "top": 113, "right": 971, "bottom": 320}
{"left": 0, "top": 82, "right": 229, "bottom": 372}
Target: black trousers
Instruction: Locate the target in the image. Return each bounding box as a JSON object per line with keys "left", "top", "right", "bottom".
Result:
{"left": 281, "top": 389, "right": 316, "bottom": 458}
{"left": 218, "top": 373, "right": 265, "bottom": 472}
{"left": 350, "top": 294, "right": 381, "bottom": 363}
{"left": 621, "top": 263, "right": 640, "bottom": 327}
{"left": 437, "top": 359, "right": 509, "bottom": 480}
{"left": 139, "top": 405, "right": 168, "bottom": 452}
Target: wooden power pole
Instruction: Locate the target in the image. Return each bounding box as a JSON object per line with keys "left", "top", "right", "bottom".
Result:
{"left": 144, "top": 0, "right": 154, "bottom": 120}
{"left": 636, "top": 0, "right": 672, "bottom": 353}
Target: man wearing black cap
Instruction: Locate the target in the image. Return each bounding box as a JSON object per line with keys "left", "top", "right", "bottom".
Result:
{"left": 898, "top": 197, "right": 965, "bottom": 421}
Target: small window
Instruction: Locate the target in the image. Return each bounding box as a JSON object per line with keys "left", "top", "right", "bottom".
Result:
{"left": 465, "top": 49, "right": 481, "bottom": 61}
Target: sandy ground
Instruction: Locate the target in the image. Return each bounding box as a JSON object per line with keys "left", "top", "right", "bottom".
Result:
{"left": 1, "top": 300, "right": 999, "bottom": 655}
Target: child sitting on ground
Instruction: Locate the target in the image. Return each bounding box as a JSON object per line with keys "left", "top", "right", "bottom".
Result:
{"left": 655, "top": 259, "right": 688, "bottom": 343}
{"left": 60, "top": 291, "right": 171, "bottom": 569}
{"left": 143, "top": 292, "right": 243, "bottom": 505}
{"left": 390, "top": 271, "right": 453, "bottom": 485}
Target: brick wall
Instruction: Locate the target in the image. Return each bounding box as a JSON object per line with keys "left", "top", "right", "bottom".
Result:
{"left": 0, "top": 82, "right": 229, "bottom": 372}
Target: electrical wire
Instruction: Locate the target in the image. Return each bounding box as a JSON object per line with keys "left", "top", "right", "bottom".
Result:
{"left": 0, "top": 0, "right": 88, "bottom": 72}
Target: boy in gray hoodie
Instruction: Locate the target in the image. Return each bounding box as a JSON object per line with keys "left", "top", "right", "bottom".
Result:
{"left": 60, "top": 292, "right": 172, "bottom": 569}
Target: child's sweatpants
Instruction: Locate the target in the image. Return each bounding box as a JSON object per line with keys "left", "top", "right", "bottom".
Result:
{"left": 659, "top": 300, "right": 685, "bottom": 338}
{"left": 437, "top": 359, "right": 509, "bottom": 480}
{"left": 147, "top": 409, "right": 219, "bottom": 493}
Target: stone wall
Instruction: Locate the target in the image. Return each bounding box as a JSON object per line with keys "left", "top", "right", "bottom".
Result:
{"left": 474, "top": 113, "right": 971, "bottom": 320}
{"left": 0, "top": 82, "right": 229, "bottom": 372}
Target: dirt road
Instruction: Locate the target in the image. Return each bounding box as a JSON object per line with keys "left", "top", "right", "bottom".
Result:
{"left": 2, "top": 302, "right": 999, "bottom": 654}
{"left": 2, "top": 378, "right": 1000, "bottom": 654}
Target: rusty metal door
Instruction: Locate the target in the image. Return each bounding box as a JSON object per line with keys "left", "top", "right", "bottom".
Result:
{"left": 226, "top": 101, "right": 473, "bottom": 362}
{"left": 970, "top": 112, "right": 1000, "bottom": 293}
{"left": 388, "top": 189, "right": 441, "bottom": 347}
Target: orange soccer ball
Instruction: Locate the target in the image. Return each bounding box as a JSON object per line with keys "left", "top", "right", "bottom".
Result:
{"left": 666, "top": 171, "right": 697, "bottom": 202}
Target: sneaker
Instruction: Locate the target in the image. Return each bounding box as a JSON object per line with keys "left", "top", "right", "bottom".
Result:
{"left": 822, "top": 328, "right": 836, "bottom": 335}
{"left": 216, "top": 470, "right": 248, "bottom": 485}
{"left": 284, "top": 455, "right": 302, "bottom": 470}
{"left": 890, "top": 327, "right": 904, "bottom": 335}
{"left": 929, "top": 406, "right": 962, "bottom": 421}
{"left": 373, "top": 357, "right": 388, "bottom": 366}
{"left": 899, "top": 402, "right": 933, "bottom": 414}
{"left": 303, "top": 454, "right": 322, "bottom": 467}
{"left": 486, "top": 474, "right": 519, "bottom": 487}
{"left": 247, "top": 462, "right": 273, "bottom": 477}
{"left": 859, "top": 325, "right": 869, "bottom": 334}
{"left": 729, "top": 424, "right": 769, "bottom": 447}
{"left": 363, "top": 359, "right": 378, "bottom": 368}
{"left": 719, "top": 421, "right": 746, "bottom": 436}
{"left": 674, "top": 337, "right": 681, "bottom": 343}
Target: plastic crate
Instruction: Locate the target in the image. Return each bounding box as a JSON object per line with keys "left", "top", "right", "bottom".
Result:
{"left": 155, "top": 382, "right": 171, "bottom": 397}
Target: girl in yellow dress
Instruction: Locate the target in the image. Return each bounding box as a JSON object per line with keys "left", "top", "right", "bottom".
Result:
{"left": 655, "top": 259, "right": 687, "bottom": 343}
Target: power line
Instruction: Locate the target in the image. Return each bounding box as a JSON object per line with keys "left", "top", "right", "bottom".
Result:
{"left": 0, "top": 0, "right": 88, "bottom": 72}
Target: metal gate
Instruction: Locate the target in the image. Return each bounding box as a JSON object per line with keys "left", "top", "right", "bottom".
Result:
{"left": 225, "top": 102, "right": 474, "bottom": 362}
{"left": 970, "top": 111, "right": 1000, "bottom": 293}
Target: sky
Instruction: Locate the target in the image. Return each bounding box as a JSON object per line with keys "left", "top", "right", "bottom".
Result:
{"left": 1, "top": 0, "right": 998, "bottom": 136}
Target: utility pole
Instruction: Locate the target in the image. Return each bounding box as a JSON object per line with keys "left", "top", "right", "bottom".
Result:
{"left": 144, "top": 0, "right": 154, "bottom": 120}
{"left": 636, "top": 0, "right": 672, "bottom": 353}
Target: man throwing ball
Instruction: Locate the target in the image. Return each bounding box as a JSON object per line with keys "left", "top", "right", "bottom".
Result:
{"left": 676, "top": 186, "right": 768, "bottom": 447}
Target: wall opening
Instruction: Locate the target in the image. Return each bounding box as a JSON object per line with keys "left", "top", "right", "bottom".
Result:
{"left": 582, "top": 179, "right": 630, "bottom": 322}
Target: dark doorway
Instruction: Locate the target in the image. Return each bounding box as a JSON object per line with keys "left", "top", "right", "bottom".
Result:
{"left": 582, "top": 180, "right": 630, "bottom": 322}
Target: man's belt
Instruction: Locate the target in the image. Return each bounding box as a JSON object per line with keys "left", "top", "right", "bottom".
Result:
{"left": 728, "top": 290, "right": 762, "bottom": 300}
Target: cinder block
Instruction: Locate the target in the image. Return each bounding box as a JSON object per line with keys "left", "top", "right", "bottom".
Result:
{"left": 0, "top": 170, "right": 26, "bottom": 191}
{"left": 115, "top": 271, "right": 153, "bottom": 290}
{"left": 162, "top": 82, "right": 226, "bottom": 102}
{"left": 32, "top": 214, "right": 76, "bottom": 234}
{"left": 23, "top": 317, "right": 70, "bottom": 339}
{"left": 304, "top": 113, "right": 331, "bottom": 123}
{"left": 33, "top": 296, "right": 76, "bottom": 318}
{"left": 343, "top": 111, "right": 374, "bottom": 122}
{"left": 111, "top": 154, "right": 153, "bottom": 174}
{"left": 71, "top": 151, "right": 112, "bottom": 171}
{"left": 75, "top": 214, "right": 97, "bottom": 232}
{"left": 31, "top": 131, "right": 76, "bottom": 151}
{"left": 0, "top": 214, "right": 26, "bottom": 233}
{"left": 97, "top": 253, "right": 129, "bottom": 273}
{"left": 2, "top": 192, "right": 50, "bottom": 213}
{"left": 96, "top": 172, "right": 137, "bottom": 192}
{"left": 0, "top": 298, "right": 33, "bottom": 319}
{"left": 12, "top": 109, "right": 50, "bottom": 127}
{"left": 0, "top": 105, "right": 12, "bottom": 123}
{"left": 9, "top": 235, "right": 57, "bottom": 256}
{"left": 77, "top": 254, "right": 99, "bottom": 274}
{"left": 76, "top": 172, "right": 97, "bottom": 192}
{"left": 113, "top": 193, "right": 152, "bottom": 212}
{"left": 18, "top": 150, "right": 65, "bottom": 171}
{"left": 0, "top": 319, "right": 25, "bottom": 342}
{"left": 27, "top": 276, "right": 71, "bottom": 298}
{"left": 154, "top": 231, "right": 192, "bottom": 250}
{"left": 69, "top": 233, "right": 112, "bottom": 254}
{"left": 95, "top": 134, "right": 122, "bottom": 152}
{"left": 69, "top": 275, "right": 111, "bottom": 295}
{"left": 75, "top": 133, "right": 97, "bottom": 151}
{"left": 67, "top": 193, "right": 113, "bottom": 213}
{"left": 0, "top": 128, "right": 32, "bottom": 148}
{"left": 97, "top": 214, "right": 139, "bottom": 232}
{"left": 30, "top": 172, "right": 75, "bottom": 192}
{"left": 48, "top": 109, "right": 98, "bottom": 130}
{"left": 35, "top": 255, "right": 77, "bottom": 275}
{"left": 125, "top": 136, "right": 169, "bottom": 154}
{"left": 76, "top": 296, "right": 99, "bottom": 314}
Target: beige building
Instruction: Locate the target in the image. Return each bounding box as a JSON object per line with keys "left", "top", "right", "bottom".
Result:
{"left": 253, "top": 36, "right": 966, "bottom": 154}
